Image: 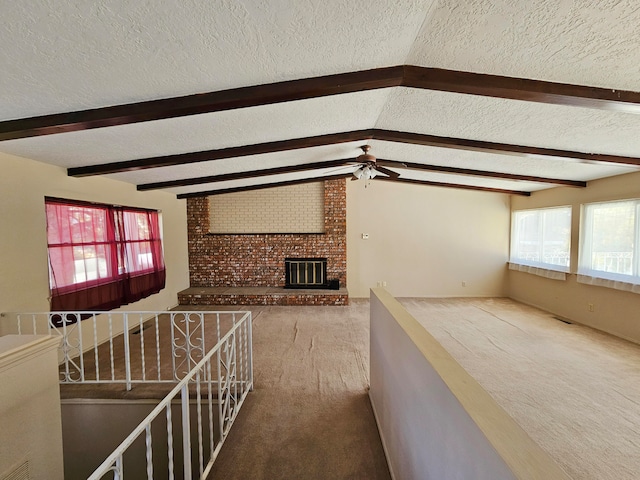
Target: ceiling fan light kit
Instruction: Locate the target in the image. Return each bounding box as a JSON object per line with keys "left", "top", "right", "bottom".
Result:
{"left": 354, "top": 166, "right": 376, "bottom": 180}
{"left": 351, "top": 145, "right": 396, "bottom": 186}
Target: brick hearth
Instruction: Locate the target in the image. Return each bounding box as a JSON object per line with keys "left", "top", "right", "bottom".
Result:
{"left": 178, "top": 287, "right": 348, "bottom": 306}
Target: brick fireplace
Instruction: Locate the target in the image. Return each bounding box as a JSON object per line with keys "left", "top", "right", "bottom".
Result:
{"left": 181, "top": 179, "right": 347, "bottom": 305}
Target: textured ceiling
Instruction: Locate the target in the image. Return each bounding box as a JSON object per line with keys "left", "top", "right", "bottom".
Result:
{"left": 408, "top": 0, "right": 640, "bottom": 90}
{"left": 1, "top": 0, "right": 639, "bottom": 198}
{"left": 0, "top": 0, "right": 431, "bottom": 118}
{"left": 377, "top": 88, "right": 640, "bottom": 156}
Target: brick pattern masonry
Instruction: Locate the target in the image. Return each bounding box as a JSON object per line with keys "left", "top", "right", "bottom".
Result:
{"left": 208, "top": 182, "right": 325, "bottom": 234}
{"left": 186, "top": 180, "right": 347, "bottom": 303}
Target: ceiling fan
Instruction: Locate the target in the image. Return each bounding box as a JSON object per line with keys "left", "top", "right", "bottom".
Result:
{"left": 350, "top": 145, "right": 400, "bottom": 182}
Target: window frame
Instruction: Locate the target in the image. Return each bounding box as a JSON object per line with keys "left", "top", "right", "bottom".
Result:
{"left": 509, "top": 206, "right": 572, "bottom": 275}
{"left": 578, "top": 199, "right": 640, "bottom": 290}
{"left": 45, "top": 197, "right": 166, "bottom": 312}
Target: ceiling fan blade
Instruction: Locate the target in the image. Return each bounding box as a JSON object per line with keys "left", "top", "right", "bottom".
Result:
{"left": 375, "top": 165, "right": 401, "bottom": 178}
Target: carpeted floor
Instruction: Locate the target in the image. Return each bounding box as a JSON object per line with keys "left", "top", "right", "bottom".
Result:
{"left": 399, "top": 297, "right": 640, "bottom": 480}
{"left": 207, "top": 300, "right": 392, "bottom": 480}
{"left": 61, "top": 297, "right": 640, "bottom": 478}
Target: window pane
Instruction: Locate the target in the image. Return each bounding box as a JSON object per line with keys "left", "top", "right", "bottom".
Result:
{"left": 46, "top": 203, "right": 109, "bottom": 245}
{"left": 74, "top": 245, "right": 111, "bottom": 282}
{"left": 121, "top": 211, "right": 155, "bottom": 273}
{"left": 511, "top": 207, "right": 571, "bottom": 270}
{"left": 513, "top": 211, "right": 541, "bottom": 263}
{"left": 542, "top": 208, "right": 571, "bottom": 267}
{"left": 123, "top": 211, "right": 151, "bottom": 241}
{"left": 125, "top": 241, "right": 153, "bottom": 273}
{"left": 48, "top": 246, "right": 77, "bottom": 288}
{"left": 588, "top": 201, "right": 634, "bottom": 275}
{"left": 46, "top": 202, "right": 115, "bottom": 289}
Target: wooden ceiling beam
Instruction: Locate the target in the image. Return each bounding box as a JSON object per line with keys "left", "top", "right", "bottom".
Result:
{"left": 402, "top": 66, "right": 640, "bottom": 114}
{"left": 2, "top": 66, "right": 640, "bottom": 143}
{"left": 0, "top": 68, "right": 402, "bottom": 142}
{"left": 377, "top": 159, "right": 586, "bottom": 187}
{"left": 69, "top": 130, "right": 374, "bottom": 176}
{"left": 176, "top": 174, "right": 351, "bottom": 199}
{"left": 69, "top": 128, "right": 640, "bottom": 178}
{"left": 139, "top": 156, "right": 585, "bottom": 192}
{"left": 176, "top": 172, "right": 531, "bottom": 199}
{"left": 375, "top": 176, "right": 531, "bottom": 196}
{"left": 372, "top": 129, "right": 640, "bottom": 167}
{"left": 137, "top": 158, "right": 354, "bottom": 190}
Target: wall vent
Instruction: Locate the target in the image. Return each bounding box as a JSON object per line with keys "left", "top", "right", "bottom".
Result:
{"left": 2, "top": 460, "right": 30, "bottom": 480}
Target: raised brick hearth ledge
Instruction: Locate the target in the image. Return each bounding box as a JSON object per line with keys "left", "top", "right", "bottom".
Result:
{"left": 178, "top": 286, "right": 349, "bottom": 306}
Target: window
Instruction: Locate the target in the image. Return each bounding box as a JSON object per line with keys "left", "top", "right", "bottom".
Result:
{"left": 510, "top": 207, "right": 571, "bottom": 276}
{"left": 578, "top": 199, "right": 640, "bottom": 292}
{"left": 46, "top": 198, "right": 166, "bottom": 311}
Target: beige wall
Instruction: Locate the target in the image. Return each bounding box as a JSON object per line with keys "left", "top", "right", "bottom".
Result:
{"left": 509, "top": 171, "right": 640, "bottom": 343}
{"left": 347, "top": 180, "right": 510, "bottom": 298}
{"left": 0, "top": 151, "right": 189, "bottom": 317}
{"left": 0, "top": 336, "right": 64, "bottom": 480}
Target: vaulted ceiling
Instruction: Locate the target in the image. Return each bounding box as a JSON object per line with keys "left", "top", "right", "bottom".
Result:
{"left": 1, "top": 0, "right": 640, "bottom": 198}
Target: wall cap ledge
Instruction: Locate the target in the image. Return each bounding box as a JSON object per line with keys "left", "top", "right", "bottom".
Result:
{"left": 0, "top": 335, "right": 61, "bottom": 373}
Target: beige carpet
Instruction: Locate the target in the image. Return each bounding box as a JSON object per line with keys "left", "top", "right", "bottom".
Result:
{"left": 207, "top": 300, "right": 391, "bottom": 480}
{"left": 63, "top": 297, "right": 640, "bottom": 478}
{"left": 399, "top": 297, "right": 640, "bottom": 480}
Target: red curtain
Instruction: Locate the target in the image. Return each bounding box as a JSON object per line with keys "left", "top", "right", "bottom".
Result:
{"left": 46, "top": 198, "right": 166, "bottom": 312}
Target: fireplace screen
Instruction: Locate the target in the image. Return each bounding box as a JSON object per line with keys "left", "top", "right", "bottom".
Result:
{"left": 285, "top": 258, "right": 327, "bottom": 289}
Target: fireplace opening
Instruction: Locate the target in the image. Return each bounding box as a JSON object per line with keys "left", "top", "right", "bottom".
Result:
{"left": 285, "top": 258, "right": 328, "bottom": 289}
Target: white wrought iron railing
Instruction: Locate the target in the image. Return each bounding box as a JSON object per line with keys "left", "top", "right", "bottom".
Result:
{"left": 87, "top": 315, "right": 253, "bottom": 479}
{"left": 4, "top": 310, "right": 251, "bottom": 391}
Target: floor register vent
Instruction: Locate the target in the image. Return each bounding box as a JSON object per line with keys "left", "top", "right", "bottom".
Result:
{"left": 553, "top": 316, "right": 572, "bottom": 325}
{"left": 1, "top": 460, "right": 30, "bottom": 480}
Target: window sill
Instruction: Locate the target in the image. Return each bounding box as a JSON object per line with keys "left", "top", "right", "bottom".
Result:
{"left": 508, "top": 262, "right": 567, "bottom": 280}
{"left": 577, "top": 274, "right": 640, "bottom": 294}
